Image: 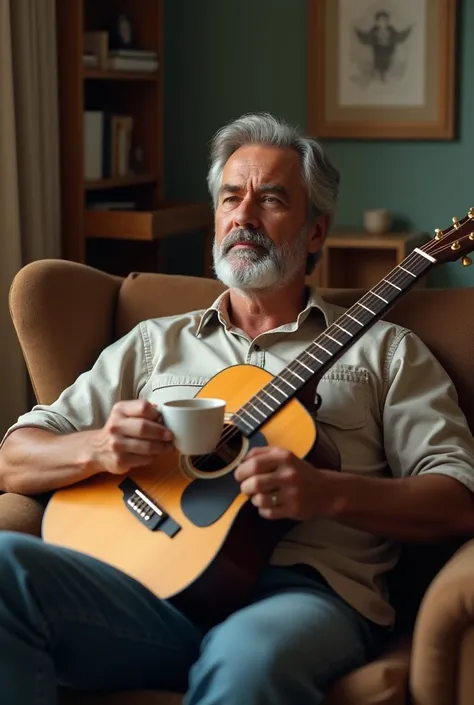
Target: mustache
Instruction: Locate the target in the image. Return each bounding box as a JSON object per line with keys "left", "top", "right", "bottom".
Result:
{"left": 221, "top": 228, "right": 274, "bottom": 256}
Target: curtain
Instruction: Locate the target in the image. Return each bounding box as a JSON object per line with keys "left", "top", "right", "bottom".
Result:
{"left": 0, "top": 0, "right": 61, "bottom": 436}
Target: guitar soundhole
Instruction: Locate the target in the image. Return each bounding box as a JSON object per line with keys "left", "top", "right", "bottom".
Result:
{"left": 189, "top": 423, "right": 245, "bottom": 474}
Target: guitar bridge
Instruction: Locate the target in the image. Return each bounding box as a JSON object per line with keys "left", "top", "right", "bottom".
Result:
{"left": 119, "top": 478, "right": 180, "bottom": 537}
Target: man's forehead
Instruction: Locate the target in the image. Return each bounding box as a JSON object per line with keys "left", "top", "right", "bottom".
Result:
{"left": 222, "top": 145, "right": 301, "bottom": 183}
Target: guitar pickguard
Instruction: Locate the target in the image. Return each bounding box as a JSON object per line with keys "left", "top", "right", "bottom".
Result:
{"left": 180, "top": 430, "right": 267, "bottom": 528}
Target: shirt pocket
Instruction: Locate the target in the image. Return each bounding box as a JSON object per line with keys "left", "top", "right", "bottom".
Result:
{"left": 314, "top": 367, "right": 374, "bottom": 472}
{"left": 315, "top": 367, "right": 369, "bottom": 431}
{"left": 150, "top": 374, "right": 211, "bottom": 405}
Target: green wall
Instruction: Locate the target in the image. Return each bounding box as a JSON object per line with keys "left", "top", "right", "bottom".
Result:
{"left": 164, "top": 0, "right": 474, "bottom": 288}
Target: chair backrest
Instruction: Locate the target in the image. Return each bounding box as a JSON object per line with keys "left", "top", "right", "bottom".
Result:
{"left": 9, "top": 260, "right": 474, "bottom": 437}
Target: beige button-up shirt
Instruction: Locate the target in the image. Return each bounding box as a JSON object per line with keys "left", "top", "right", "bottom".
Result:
{"left": 4, "top": 288, "right": 474, "bottom": 626}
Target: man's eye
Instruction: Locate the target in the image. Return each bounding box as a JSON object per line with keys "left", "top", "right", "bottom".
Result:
{"left": 223, "top": 196, "right": 239, "bottom": 203}
{"left": 263, "top": 196, "right": 281, "bottom": 204}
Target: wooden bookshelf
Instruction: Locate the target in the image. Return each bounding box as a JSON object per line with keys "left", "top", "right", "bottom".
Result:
{"left": 307, "top": 230, "right": 429, "bottom": 289}
{"left": 56, "top": 0, "right": 212, "bottom": 275}
{"left": 83, "top": 69, "right": 159, "bottom": 81}
{"left": 85, "top": 173, "right": 158, "bottom": 191}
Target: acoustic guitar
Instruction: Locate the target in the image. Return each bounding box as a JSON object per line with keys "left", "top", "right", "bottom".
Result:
{"left": 43, "top": 210, "right": 474, "bottom": 625}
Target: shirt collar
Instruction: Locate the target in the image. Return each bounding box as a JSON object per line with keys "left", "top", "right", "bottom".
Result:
{"left": 195, "top": 287, "right": 334, "bottom": 337}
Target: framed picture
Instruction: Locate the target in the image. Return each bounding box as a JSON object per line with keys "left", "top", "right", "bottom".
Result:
{"left": 308, "top": 0, "right": 457, "bottom": 140}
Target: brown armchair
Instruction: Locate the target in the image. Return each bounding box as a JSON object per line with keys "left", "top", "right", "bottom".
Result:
{"left": 2, "top": 258, "right": 474, "bottom": 705}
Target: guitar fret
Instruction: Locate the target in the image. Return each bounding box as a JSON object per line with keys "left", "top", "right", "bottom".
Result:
{"left": 305, "top": 350, "right": 323, "bottom": 365}
{"left": 274, "top": 378, "right": 295, "bottom": 392}
{"left": 372, "top": 291, "right": 388, "bottom": 304}
{"left": 347, "top": 314, "right": 363, "bottom": 326}
{"left": 306, "top": 350, "right": 324, "bottom": 364}
{"left": 261, "top": 388, "right": 280, "bottom": 405}
{"left": 241, "top": 407, "right": 259, "bottom": 424}
{"left": 415, "top": 247, "right": 436, "bottom": 263}
{"left": 235, "top": 414, "right": 253, "bottom": 432}
{"left": 325, "top": 334, "right": 343, "bottom": 347}
{"left": 256, "top": 396, "right": 274, "bottom": 412}
{"left": 296, "top": 359, "right": 313, "bottom": 373}
{"left": 399, "top": 265, "right": 416, "bottom": 278}
{"left": 287, "top": 368, "right": 305, "bottom": 382}
{"left": 245, "top": 400, "right": 267, "bottom": 419}
{"left": 383, "top": 278, "right": 401, "bottom": 291}
{"left": 315, "top": 342, "right": 331, "bottom": 355}
{"left": 359, "top": 303, "right": 375, "bottom": 315}
{"left": 334, "top": 322, "right": 353, "bottom": 336}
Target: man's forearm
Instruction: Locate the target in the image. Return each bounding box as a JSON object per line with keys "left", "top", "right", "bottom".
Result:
{"left": 0, "top": 428, "right": 100, "bottom": 495}
{"left": 324, "top": 470, "right": 474, "bottom": 542}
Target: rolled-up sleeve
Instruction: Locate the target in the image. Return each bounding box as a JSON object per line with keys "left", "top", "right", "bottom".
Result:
{"left": 383, "top": 331, "right": 474, "bottom": 492}
{"left": 0, "top": 323, "right": 149, "bottom": 447}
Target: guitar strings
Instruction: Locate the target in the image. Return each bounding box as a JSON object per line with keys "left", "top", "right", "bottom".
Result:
{"left": 190, "top": 223, "right": 472, "bottom": 469}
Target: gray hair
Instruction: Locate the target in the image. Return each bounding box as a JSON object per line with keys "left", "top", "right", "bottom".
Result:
{"left": 207, "top": 113, "right": 340, "bottom": 274}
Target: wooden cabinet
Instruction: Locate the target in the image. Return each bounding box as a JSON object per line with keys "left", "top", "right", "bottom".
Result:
{"left": 56, "top": 0, "right": 213, "bottom": 276}
{"left": 308, "top": 230, "right": 429, "bottom": 289}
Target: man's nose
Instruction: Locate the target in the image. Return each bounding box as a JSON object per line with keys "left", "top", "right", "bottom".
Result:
{"left": 232, "top": 197, "right": 260, "bottom": 230}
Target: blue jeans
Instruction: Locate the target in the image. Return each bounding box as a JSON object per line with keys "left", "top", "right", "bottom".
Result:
{"left": 0, "top": 531, "right": 384, "bottom": 705}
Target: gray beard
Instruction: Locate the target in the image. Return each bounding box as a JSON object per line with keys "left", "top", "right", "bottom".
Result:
{"left": 213, "top": 227, "right": 308, "bottom": 292}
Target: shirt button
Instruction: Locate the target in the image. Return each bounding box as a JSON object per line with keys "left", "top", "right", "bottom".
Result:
{"left": 253, "top": 344, "right": 260, "bottom": 352}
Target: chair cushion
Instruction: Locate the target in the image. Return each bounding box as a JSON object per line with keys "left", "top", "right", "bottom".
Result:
{"left": 60, "top": 639, "right": 410, "bottom": 705}
{"left": 326, "top": 638, "right": 411, "bottom": 705}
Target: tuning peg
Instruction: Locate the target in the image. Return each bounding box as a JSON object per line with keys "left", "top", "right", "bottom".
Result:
{"left": 434, "top": 228, "right": 442, "bottom": 240}
{"left": 452, "top": 216, "right": 460, "bottom": 229}
{"left": 462, "top": 256, "right": 473, "bottom": 267}
{"left": 469, "top": 207, "right": 474, "bottom": 219}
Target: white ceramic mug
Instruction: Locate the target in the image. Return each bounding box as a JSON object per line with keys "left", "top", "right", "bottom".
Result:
{"left": 160, "top": 398, "right": 226, "bottom": 455}
{"left": 363, "top": 209, "right": 392, "bottom": 234}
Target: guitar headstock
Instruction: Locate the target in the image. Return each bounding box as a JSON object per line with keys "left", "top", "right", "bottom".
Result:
{"left": 423, "top": 208, "right": 474, "bottom": 266}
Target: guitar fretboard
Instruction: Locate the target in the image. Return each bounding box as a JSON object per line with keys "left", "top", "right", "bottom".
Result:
{"left": 231, "top": 247, "right": 434, "bottom": 436}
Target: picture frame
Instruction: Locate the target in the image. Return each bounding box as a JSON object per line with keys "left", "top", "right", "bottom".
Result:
{"left": 308, "top": 0, "right": 457, "bottom": 140}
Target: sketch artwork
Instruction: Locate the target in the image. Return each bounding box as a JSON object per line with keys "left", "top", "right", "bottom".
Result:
{"left": 354, "top": 10, "right": 411, "bottom": 82}
{"left": 338, "top": 0, "right": 427, "bottom": 108}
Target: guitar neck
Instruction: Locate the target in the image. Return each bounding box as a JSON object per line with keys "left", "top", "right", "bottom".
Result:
{"left": 232, "top": 246, "right": 435, "bottom": 437}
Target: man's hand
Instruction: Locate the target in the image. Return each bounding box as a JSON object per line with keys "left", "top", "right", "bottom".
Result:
{"left": 89, "top": 400, "right": 174, "bottom": 475}
{"left": 235, "top": 446, "right": 342, "bottom": 521}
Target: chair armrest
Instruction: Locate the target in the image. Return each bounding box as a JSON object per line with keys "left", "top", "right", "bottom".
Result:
{"left": 0, "top": 492, "right": 44, "bottom": 536}
{"left": 410, "top": 538, "right": 474, "bottom": 705}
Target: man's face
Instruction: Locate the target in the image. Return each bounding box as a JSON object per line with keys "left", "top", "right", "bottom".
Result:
{"left": 213, "top": 145, "right": 324, "bottom": 291}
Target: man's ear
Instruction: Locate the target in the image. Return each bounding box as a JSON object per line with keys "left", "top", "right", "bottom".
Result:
{"left": 307, "top": 214, "right": 330, "bottom": 253}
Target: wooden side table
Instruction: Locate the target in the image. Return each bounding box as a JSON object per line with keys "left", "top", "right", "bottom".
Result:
{"left": 307, "top": 230, "right": 429, "bottom": 289}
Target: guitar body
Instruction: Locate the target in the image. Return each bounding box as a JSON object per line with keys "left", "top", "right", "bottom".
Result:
{"left": 43, "top": 364, "right": 338, "bottom": 624}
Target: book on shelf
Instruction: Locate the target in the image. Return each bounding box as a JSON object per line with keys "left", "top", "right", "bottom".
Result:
{"left": 84, "top": 111, "right": 134, "bottom": 180}
{"left": 83, "top": 54, "right": 99, "bottom": 68}
{"left": 84, "top": 111, "right": 103, "bottom": 180}
{"left": 109, "top": 49, "right": 157, "bottom": 60}
{"left": 106, "top": 56, "right": 159, "bottom": 72}
{"left": 83, "top": 31, "right": 108, "bottom": 67}
{"left": 112, "top": 116, "right": 133, "bottom": 177}
{"left": 87, "top": 201, "right": 137, "bottom": 211}
{"left": 83, "top": 32, "right": 159, "bottom": 72}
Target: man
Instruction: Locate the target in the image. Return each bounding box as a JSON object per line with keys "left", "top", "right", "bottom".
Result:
{"left": 355, "top": 10, "right": 412, "bottom": 81}
{"left": 1, "top": 112, "right": 474, "bottom": 705}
